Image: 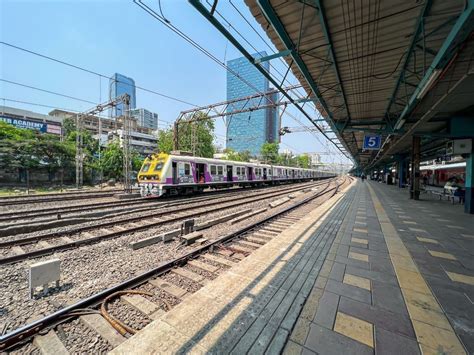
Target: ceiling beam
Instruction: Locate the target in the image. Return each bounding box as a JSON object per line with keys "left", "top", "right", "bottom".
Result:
{"left": 255, "top": 0, "right": 350, "bottom": 147}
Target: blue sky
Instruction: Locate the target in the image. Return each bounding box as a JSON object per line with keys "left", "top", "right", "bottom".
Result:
{"left": 0, "top": 0, "right": 351, "bottom": 166}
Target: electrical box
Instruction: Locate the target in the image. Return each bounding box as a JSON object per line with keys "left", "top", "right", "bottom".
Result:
{"left": 447, "top": 139, "right": 472, "bottom": 155}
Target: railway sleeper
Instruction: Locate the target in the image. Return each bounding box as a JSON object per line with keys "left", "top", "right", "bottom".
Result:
{"left": 148, "top": 278, "right": 188, "bottom": 299}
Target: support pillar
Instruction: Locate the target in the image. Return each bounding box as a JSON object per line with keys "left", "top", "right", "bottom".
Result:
{"left": 410, "top": 136, "right": 421, "bottom": 200}
{"left": 398, "top": 158, "right": 405, "bottom": 188}
{"left": 465, "top": 150, "right": 474, "bottom": 214}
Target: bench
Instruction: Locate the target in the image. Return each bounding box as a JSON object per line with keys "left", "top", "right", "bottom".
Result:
{"left": 427, "top": 189, "right": 465, "bottom": 204}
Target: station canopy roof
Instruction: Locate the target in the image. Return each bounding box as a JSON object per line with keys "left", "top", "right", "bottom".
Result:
{"left": 245, "top": 0, "right": 474, "bottom": 168}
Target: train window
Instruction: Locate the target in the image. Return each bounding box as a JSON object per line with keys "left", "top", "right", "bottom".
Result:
{"left": 141, "top": 164, "right": 151, "bottom": 172}
{"left": 217, "top": 166, "right": 223, "bottom": 175}
{"left": 154, "top": 162, "right": 164, "bottom": 171}
{"left": 210, "top": 165, "right": 217, "bottom": 175}
{"left": 184, "top": 163, "right": 191, "bottom": 175}
{"left": 236, "top": 167, "right": 240, "bottom": 175}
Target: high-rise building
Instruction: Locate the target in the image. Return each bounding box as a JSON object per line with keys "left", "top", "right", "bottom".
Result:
{"left": 109, "top": 73, "right": 137, "bottom": 117}
{"left": 226, "top": 52, "right": 280, "bottom": 156}
{"left": 130, "top": 108, "right": 159, "bottom": 130}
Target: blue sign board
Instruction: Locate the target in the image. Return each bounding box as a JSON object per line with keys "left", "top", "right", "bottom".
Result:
{"left": 0, "top": 115, "right": 47, "bottom": 133}
{"left": 363, "top": 135, "right": 381, "bottom": 150}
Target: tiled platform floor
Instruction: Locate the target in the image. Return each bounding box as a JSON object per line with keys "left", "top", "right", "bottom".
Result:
{"left": 288, "top": 181, "right": 472, "bottom": 355}
{"left": 111, "top": 180, "right": 472, "bottom": 354}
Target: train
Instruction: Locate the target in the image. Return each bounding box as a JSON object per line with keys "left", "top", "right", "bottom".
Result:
{"left": 420, "top": 162, "right": 466, "bottom": 187}
{"left": 137, "top": 152, "right": 335, "bottom": 197}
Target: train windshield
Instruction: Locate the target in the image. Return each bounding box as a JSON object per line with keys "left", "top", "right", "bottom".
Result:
{"left": 154, "top": 161, "right": 164, "bottom": 171}
{"left": 141, "top": 164, "right": 151, "bottom": 173}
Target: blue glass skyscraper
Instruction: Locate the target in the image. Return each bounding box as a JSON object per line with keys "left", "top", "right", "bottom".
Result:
{"left": 109, "top": 73, "right": 137, "bottom": 117}
{"left": 226, "top": 52, "right": 280, "bottom": 156}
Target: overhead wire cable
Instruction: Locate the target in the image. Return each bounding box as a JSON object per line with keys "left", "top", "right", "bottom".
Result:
{"left": 136, "top": 0, "right": 338, "bottom": 155}
{"left": 0, "top": 78, "right": 98, "bottom": 105}
{"left": 0, "top": 41, "right": 198, "bottom": 107}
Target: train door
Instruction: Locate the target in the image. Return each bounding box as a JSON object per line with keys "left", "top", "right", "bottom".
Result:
{"left": 172, "top": 162, "right": 178, "bottom": 184}
{"left": 226, "top": 165, "right": 233, "bottom": 183}
{"left": 292, "top": 169, "right": 295, "bottom": 178}
{"left": 196, "top": 163, "right": 206, "bottom": 183}
{"left": 248, "top": 167, "right": 253, "bottom": 181}
{"left": 263, "top": 168, "right": 267, "bottom": 180}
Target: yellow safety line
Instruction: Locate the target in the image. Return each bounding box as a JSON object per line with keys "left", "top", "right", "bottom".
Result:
{"left": 367, "top": 184, "right": 466, "bottom": 355}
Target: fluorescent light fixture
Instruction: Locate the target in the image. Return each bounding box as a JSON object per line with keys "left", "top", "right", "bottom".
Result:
{"left": 417, "top": 69, "right": 441, "bottom": 101}
{"left": 395, "top": 119, "right": 405, "bottom": 130}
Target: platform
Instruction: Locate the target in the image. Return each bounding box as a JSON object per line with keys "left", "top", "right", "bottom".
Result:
{"left": 111, "top": 180, "right": 473, "bottom": 354}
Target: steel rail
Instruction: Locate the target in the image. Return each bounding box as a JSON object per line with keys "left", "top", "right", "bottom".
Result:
{"left": 0, "top": 190, "right": 131, "bottom": 206}
{"left": 0, "top": 180, "right": 330, "bottom": 263}
{"left": 0, "top": 180, "right": 327, "bottom": 241}
{"left": 0, "top": 179, "right": 323, "bottom": 221}
{"left": 0, "top": 177, "right": 347, "bottom": 351}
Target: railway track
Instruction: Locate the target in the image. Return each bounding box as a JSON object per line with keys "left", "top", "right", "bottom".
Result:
{"left": 0, "top": 176, "right": 350, "bottom": 353}
{"left": 0, "top": 180, "right": 329, "bottom": 264}
{"left": 0, "top": 180, "right": 315, "bottom": 223}
{"left": 0, "top": 188, "right": 134, "bottom": 207}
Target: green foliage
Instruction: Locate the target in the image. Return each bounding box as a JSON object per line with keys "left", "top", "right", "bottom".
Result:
{"left": 159, "top": 112, "right": 215, "bottom": 157}
{"left": 62, "top": 117, "right": 76, "bottom": 137}
{"left": 157, "top": 129, "right": 174, "bottom": 154}
{"left": 99, "top": 140, "right": 143, "bottom": 180}
{"left": 223, "top": 148, "right": 252, "bottom": 162}
{"left": 297, "top": 154, "right": 310, "bottom": 168}
{"left": 0, "top": 122, "right": 75, "bottom": 173}
{"left": 260, "top": 142, "right": 279, "bottom": 164}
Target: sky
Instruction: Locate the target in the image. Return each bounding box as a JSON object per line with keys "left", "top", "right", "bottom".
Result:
{"left": 0, "top": 0, "right": 352, "bottom": 166}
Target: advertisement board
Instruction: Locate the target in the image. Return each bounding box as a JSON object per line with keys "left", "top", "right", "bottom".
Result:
{"left": 0, "top": 115, "right": 61, "bottom": 135}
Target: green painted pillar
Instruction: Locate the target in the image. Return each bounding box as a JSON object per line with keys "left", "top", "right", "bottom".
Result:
{"left": 465, "top": 152, "right": 474, "bottom": 214}
{"left": 450, "top": 118, "right": 474, "bottom": 214}
{"left": 398, "top": 159, "right": 405, "bottom": 188}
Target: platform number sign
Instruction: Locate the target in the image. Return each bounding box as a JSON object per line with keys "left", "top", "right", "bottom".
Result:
{"left": 363, "top": 135, "right": 381, "bottom": 150}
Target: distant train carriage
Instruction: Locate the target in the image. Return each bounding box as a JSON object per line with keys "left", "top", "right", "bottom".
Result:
{"left": 420, "top": 162, "right": 466, "bottom": 187}
{"left": 138, "top": 152, "right": 334, "bottom": 197}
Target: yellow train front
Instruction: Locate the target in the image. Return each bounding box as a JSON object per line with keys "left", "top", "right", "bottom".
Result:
{"left": 138, "top": 152, "right": 334, "bottom": 198}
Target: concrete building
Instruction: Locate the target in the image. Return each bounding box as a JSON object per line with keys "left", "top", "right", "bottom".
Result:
{"left": 0, "top": 106, "right": 62, "bottom": 135}
{"left": 130, "top": 108, "right": 159, "bottom": 130}
{"left": 226, "top": 52, "right": 280, "bottom": 156}
{"left": 49, "top": 109, "right": 157, "bottom": 155}
{"left": 108, "top": 129, "right": 157, "bottom": 155}
{"left": 109, "top": 73, "right": 136, "bottom": 117}
{"left": 308, "top": 153, "right": 322, "bottom": 168}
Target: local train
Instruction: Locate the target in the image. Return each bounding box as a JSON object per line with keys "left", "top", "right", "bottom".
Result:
{"left": 138, "top": 152, "right": 334, "bottom": 197}
{"left": 420, "top": 162, "right": 466, "bottom": 187}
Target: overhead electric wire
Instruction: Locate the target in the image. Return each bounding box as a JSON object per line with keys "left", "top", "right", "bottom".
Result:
{"left": 228, "top": 0, "right": 309, "bottom": 100}
{"left": 137, "top": 0, "right": 349, "bottom": 159}
{"left": 0, "top": 41, "right": 198, "bottom": 107}
{"left": 0, "top": 98, "right": 99, "bottom": 116}
{"left": 211, "top": 0, "right": 309, "bottom": 103}
{"left": 134, "top": 0, "right": 278, "bottom": 108}
{"left": 0, "top": 79, "right": 98, "bottom": 105}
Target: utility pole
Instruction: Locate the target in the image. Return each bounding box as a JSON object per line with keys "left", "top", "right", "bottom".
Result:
{"left": 75, "top": 93, "right": 131, "bottom": 191}
{"left": 75, "top": 113, "right": 84, "bottom": 189}
{"left": 122, "top": 94, "right": 132, "bottom": 194}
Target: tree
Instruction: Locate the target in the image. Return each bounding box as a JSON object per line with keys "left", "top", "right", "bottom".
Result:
{"left": 0, "top": 122, "right": 75, "bottom": 188}
{"left": 100, "top": 140, "right": 144, "bottom": 181}
{"left": 157, "top": 129, "right": 174, "bottom": 154}
{"left": 222, "top": 148, "right": 252, "bottom": 162}
{"left": 297, "top": 154, "right": 311, "bottom": 168}
{"left": 168, "top": 112, "right": 215, "bottom": 158}
{"left": 261, "top": 142, "right": 279, "bottom": 164}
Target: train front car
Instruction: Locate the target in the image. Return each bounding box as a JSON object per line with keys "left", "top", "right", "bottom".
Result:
{"left": 138, "top": 153, "right": 169, "bottom": 197}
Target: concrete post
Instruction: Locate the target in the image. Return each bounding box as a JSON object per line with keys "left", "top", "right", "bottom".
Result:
{"left": 465, "top": 150, "right": 474, "bottom": 214}
{"left": 410, "top": 136, "right": 421, "bottom": 200}
{"left": 398, "top": 158, "right": 405, "bottom": 188}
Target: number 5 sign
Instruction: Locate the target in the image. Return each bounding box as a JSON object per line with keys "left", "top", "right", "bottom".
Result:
{"left": 363, "top": 135, "right": 381, "bottom": 150}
